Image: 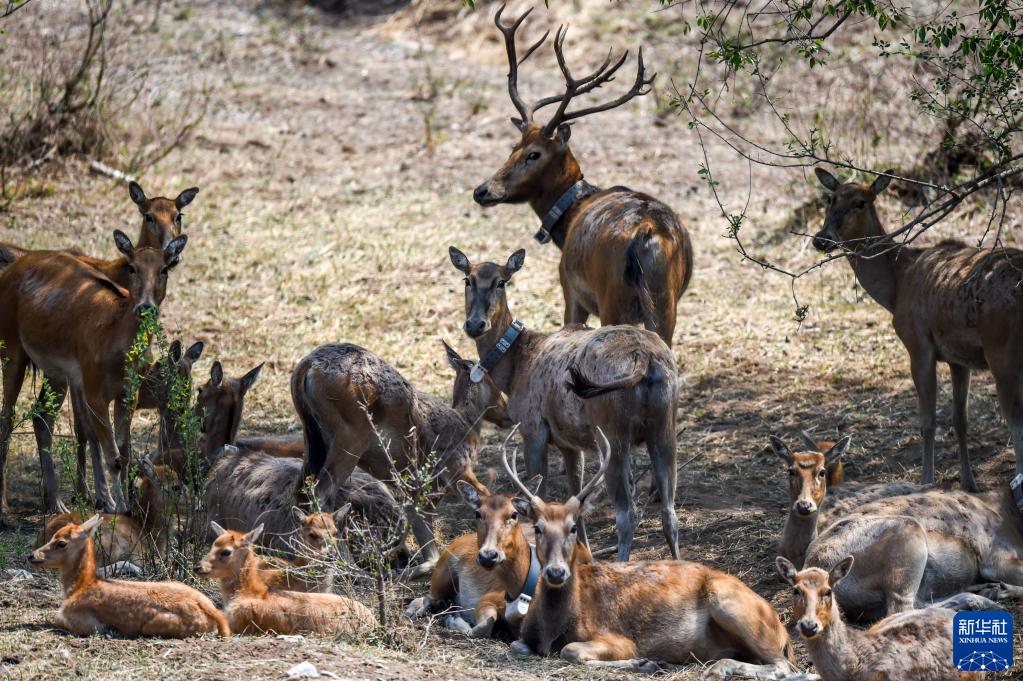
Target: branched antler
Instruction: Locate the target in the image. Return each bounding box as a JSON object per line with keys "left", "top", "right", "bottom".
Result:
{"left": 493, "top": 4, "right": 655, "bottom": 136}
{"left": 573, "top": 427, "right": 611, "bottom": 503}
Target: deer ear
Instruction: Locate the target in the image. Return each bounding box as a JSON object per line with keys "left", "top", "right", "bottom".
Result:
{"left": 815, "top": 167, "right": 840, "bottom": 192}
{"left": 449, "top": 246, "right": 471, "bottom": 275}
{"left": 870, "top": 171, "right": 894, "bottom": 197}
{"left": 333, "top": 503, "right": 352, "bottom": 525}
{"left": 168, "top": 340, "right": 183, "bottom": 363}
{"left": 113, "top": 230, "right": 135, "bottom": 259}
{"left": 776, "top": 556, "right": 798, "bottom": 585}
{"left": 799, "top": 431, "right": 818, "bottom": 452}
{"left": 137, "top": 455, "right": 157, "bottom": 482}
{"left": 829, "top": 555, "right": 854, "bottom": 585}
{"left": 441, "top": 340, "right": 469, "bottom": 372}
{"left": 553, "top": 122, "right": 571, "bottom": 147}
{"left": 175, "top": 187, "right": 199, "bottom": 210}
{"left": 823, "top": 436, "right": 851, "bottom": 466}
{"left": 210, "top": 521, "right": 228, "bottom": 537}
{"left": 185, "top": 341, "right": 204, "bottom": 362}
{"left": 163, "top": 234, "right": 188, "bottom": 268}
{"left": 456, "top": 480, "right": 482, "bottom": 509}
{"left": 241, "top": 363, "right": 263, "bottom": 394}
{"left": 510, "top": 117, "right": 526, "bottom": 132}
{"left": 128, "top": 181, "right": 147, "bottom": 208}
{"left": 511, "top": 496, "right": 533, "bottom": 520}
{"left": 769, "top": 436, "right": 793, "bottom": 465}
{"left": 505, "top": 248, "right": 525, "bottom": 275}
{"left": 210, "top": 361, "right": 224, "bottom": 387}
{"left": 77, "top": 513, "right": 105, "bottom": 537}
{"left": 244, "top": 524, "right": 264, "bottom": 545}
{"left": 291, "top": 506, "right": 308, "bottom": 525}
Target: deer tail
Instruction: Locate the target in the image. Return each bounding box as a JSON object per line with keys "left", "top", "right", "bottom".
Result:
{"left": 624, "top": 232, "right": 659, "bottom": 334}
{"left": 566, "top": 358, "right": 649, "bottom": 399}
{"left": 0, "top": 243, "right": 19, "bottom": 270}
{"left": 291, "top": 362, "right": 327, "bottom": 483}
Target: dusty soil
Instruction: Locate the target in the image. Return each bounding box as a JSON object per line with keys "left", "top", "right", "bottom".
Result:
{"left": 1, "top": 0, "right": 1022, "bottom": 679}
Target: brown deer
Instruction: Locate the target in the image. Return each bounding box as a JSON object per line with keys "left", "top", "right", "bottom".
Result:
{"left": 291, "top": 341, "right": 508, "bottom": 579}
{"left": 195, "top": 523, "right": 376, "bottom": 637}
{"left": 503, "top": 435, "right": 799, "bottom": 680}
{"left": 196, "top": 360, "right": 410, "bottom": 568}
{"left": 472, "top": 6, "right": 693, "bottom": 346}
{"left": 29, "top": 513, "right": 229, "bottom": 637}
{"left": 777, "top": 557, "right": 997, "bottom": 681}
{"left": 771, "top": 435, "right": 1023, "bottom": 620}
{"left": 139, "top": 339, "right": 205, "bottom": 456}
{"left": 0, "top": 230, "right": 189, "bottom": 514}
{"left": 450, "top": 246, "right": 679, "bottom": 560}
{"left": 256, "top": 506, "right": 352, "bottom": 593}
{"left": 771, "top": 434, "right": 927, "bottom": 567}
{"left": 814, "top": 167, "right": 1023, "bottom": 493}
{"left": 404, "top": 477, "right": 539, "bottom": 638}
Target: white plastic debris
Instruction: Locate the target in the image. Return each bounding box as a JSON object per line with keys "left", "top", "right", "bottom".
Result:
{"left": 286, "top": 661, "right": 320, "bottom": 679}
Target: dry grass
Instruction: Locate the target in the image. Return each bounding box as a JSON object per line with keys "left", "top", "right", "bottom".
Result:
{"left": 1, "top": 0, "right": 1022, "bottom": 679}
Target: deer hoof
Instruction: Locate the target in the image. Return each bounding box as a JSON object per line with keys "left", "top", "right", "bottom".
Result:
{"left": 443, "top": 615, "right": 471, "bottom": 634}
{"left": 403, "top": 597, "right": 429, "bottom": 619}
{"left": 509, "top": 640, "right": 532, "bottom": 656}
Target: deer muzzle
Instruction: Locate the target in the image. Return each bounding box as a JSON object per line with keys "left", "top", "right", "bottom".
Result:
{"left": 473, "top": 182, "right": 505, "bottom": 207}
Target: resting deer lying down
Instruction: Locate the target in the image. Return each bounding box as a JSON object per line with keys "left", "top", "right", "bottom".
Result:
{"left": 504, "top": 434, "right": 799, "bottom": 680}
{"left": 814, "top": 167, "right": 1023, "bottom": 493}
{"left": 29, "top": 514, "right": 229, "bottom": 637}
{"left": 772, "top": 436, "right": 1023, "bottom": 620}
{"left": 39, "top": 458, "right": 182, "bottom": 569}
{"left": 778, "top": 556, "right": 997, "bottom": 681}
{"left": 404, "top": 478, "right": 539, "bottom": 638}
{"left": 254, "top": 506, "right": 351, "bottom": 594}
{"left": 450, "top": 246, "right": 679, "bottom": 561}
{"left": 195, "top": 523, "right": 376, "bottom": 637}
{"left": 291, "top": 341, "right": 509, "bottom": 579}
{"left": 773, "top": 433, "right": 927, "bottom": 567}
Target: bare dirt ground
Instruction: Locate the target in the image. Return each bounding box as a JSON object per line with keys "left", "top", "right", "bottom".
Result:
{"left": 1, "top": 1, "right": 1022, "bottom": 679}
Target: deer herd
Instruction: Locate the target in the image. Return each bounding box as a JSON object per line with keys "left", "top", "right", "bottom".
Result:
{"left": 3, "top": 5, "right": 1023, "bottom": 681}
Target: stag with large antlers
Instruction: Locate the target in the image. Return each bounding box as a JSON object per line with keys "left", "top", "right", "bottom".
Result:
{"left": 503, "top": 433, "right": 800, "bottom": 680}
{"left": 450, "top": 246, "right": 679, "bottom": 561}
{"left": 473, "top": 6, "right": 693, "bottom": 346}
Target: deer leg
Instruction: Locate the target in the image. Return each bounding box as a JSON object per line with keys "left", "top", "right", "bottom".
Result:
{"left": 950, "top": 364, "right": 978, "bottom": 492}
{"left": 560, "top": 632, "right": 638, "bottom": 663}
{"left": 0, "top": 347, "right": 29, "bottom": 517}
{"left": 522, "top": 426, "right": 550, "bottom": 499}
{"left": 83, "top": 391, "right": 125, "bottom": 513}
{"left": 703, "top": 659, "right": 805, "bottom": 680}
{"left": 605, "top": 438, "right": 638, "bottom": 561}
{"left": 113, "top": 398, "right": 133, "bottom": 471}
{"left": 404, "top": 505, "right": 439, "bottom": 581}
{"left": 71, "top": 388, "right": 108, "bottom": 510}
{"left": 649, "top": 426, "right": 680, "bottom": 560}
{"left": 562, "top": 286, "right": 589, "bottom": 327}
{"left": 31, "top": 375, "right": 68, "bottom": 512}
{"left": 909, "top": 351, "right": 938, "bottom": 485}
{"left": 558, "top": 445, "right": 587, "bottom": 546}
{"left": 70, "top": 403, "right": 89, "bottom": 501}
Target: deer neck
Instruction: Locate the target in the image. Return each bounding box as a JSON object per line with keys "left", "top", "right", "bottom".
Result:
{"left": 528, "top": 152, "right": 585, "bottom": 249}
{"left": 845, "top": 211, "right": 903, "bottom": 313}
{"left": 526, "top": 569, "right": 582, "bottom": 655}
{"left": 60, "top": 541, "right": 99, "bottom": 597}
{"left": 780, "top": 509, "right": 818, "bottom": 567}
{"left": 474, "top": 307, "right": 531, "bottom": 394}
{"left": 500, "top": 528, "right": 533, "bottom": 595}
{"left": 805, "top": 608, "right": 862, "bottom": 680}
{"left": 238, "top": 550, "right": 270, "bottom": 598}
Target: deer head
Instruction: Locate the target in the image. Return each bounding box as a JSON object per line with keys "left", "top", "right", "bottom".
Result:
{"left": 502, "top": 427, "right": 610, "bottom": 588}
{"left": 442, "top": 340, "right": 512, "bottom": 428}
{"left": 473, "top": 5, "right": 654, "bottom": 208}
{"left": 111, "top": 229, "right": 188, "bottom": 318}
{"left": 128, "top": 181, "right": 198, "bottom": 250}
{"left": 770, "top": 435, "right": 849, "bottom": 518}
{"left": 196, "top": 361, "right": 263, "bottom": 460}
{"left": 813, "top": 168, "right": 893, "bottom": 253}
{"left": 455, "top": 478, "right": 536, "bottom": 569}
{"left": 194, "top": 522, "right": 263, "bottom": 579}
{"left": 777, "top": 555, "right": 854, "bottom": 639}
{"left": 28, "top": 513, "right": 104, "bottom": 568}
{"left": 291, "top": 505, "right": 350, "bottom": 559}
{"left": 449, "top": 246, "right": 524, "bottom": 338}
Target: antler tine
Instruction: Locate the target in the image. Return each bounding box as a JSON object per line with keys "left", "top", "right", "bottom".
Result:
{"left": 500, "top": 424, "right": 541, "bottom": 505}
{"left": 495, "top": 3, "right": 543, "bottom": 123}
{"left": 542, "top": 44, "right": 656, "bottom": 136}
{"left": 532, "top": 47, "right": 626, "bottom": 114}
{"left": 573, "top": 427, "right": 612, "bottom": 502}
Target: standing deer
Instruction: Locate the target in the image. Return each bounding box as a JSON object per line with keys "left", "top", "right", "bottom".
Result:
{"left": 450, "top": 246, "right": 679, "bottom": 560}
{"left": 0, "top": 230, "right": 188, "bottom": 514}
{"left": 472, "top": 6, "right": 694, "bottom": 346}
{"left": 29, "top": 513, "right": 229, "bottom": 638}
{"left": 777, "top": 557, "right": 997, "bottom": 681}
{"left": 404, "top": 477, "right": 539, "bottom": 638}
{"left": 291, "top": 341, "right": 510, "bottom": 579}
{"left": 503, "top": 436, "right": 799, "bottom": 680}
{"left": 771, "top": 435, "right": 1023, "bottom": 620}
{"left": 814, "top": 167, "right": 1023, "bottom": 493}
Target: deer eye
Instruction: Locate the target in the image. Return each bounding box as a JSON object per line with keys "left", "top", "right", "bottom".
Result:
{"left": 533, "top": 526, "right": 543, "bottom": 536}
{"left": 474, "top": 511, "right": 483, "bottom": 520}
{"left": 174, "top": 213, "right": 183, "bottom": 226}
{"left": 159, "top": 267, "right": 169, "bottom": 278}
{"left": 526, "top": 150, "right": 541, "bottom": 161}
{"left": 822, "top": 589, "right": 832, "bottom": 598}
{"left": 219, "top": 549, "right": 232, "bottom": 558}
{"left": 792, "top": 587, "right": 801, "bottom": 597}
{"left": 509, "top": 511, "right": 517, "bottom": 521}
{"left": 856, "top": 200, "right": 866, "bottom": 209}
{"left": 568, "top": 524, "right": 577, "bottom": 534}
{"left": 145, "top": 213, "right": 155, "bottom": 223}
{"left": 463, "top": 277, "right": 470, "bottom": 288}
{"left": 55, "top": 540, "right": 68, "bottom": 548}
{"left": 496, "top": 280, "right": 506, "bottom": 289}
{"left": 788, "top": 469, "right": 796, "bottom": 477}
{"left": 817, "top": 470, "right": 826, "bottom": 478}
{"left": 127, "top": 264, "right": 138, "bottom": 276}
